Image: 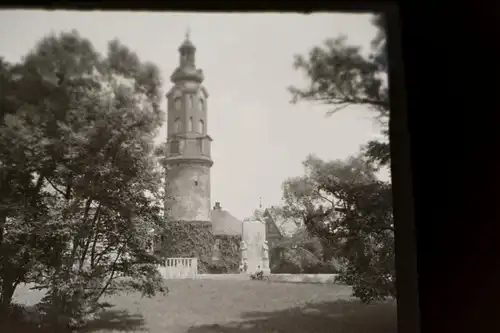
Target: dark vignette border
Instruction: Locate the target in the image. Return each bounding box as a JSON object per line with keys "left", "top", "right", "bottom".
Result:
{"left": 1, "top": 1, "right": 489, "bottom": 333}
{"left": 384, "top": 6, "right": 419, "bottom": 333}
{"left": 0, "top": 3, "right": 423, "bottom": 333}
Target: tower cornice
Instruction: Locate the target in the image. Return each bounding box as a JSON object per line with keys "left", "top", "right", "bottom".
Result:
{"left": 164, "top": 156, "right": 213, "bottom": 167}
{"left": 166, "top": 83, "right": 209, "bottom": 99}
{"left": 170, "top": 67, "right": 204, "bottom": 84}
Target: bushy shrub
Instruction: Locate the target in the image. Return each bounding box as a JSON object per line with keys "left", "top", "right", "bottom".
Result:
{"left": 206, "top": 260, "right": 228, "bottom": 274}
{"left": 271, "top": 247, "right": 338, "bottom": 274}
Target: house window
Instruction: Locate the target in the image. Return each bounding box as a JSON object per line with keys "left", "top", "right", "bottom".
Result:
{"left": 188, "top": 117, "right": 193, "bottom": 132}
{"left": 170, "top": 140, "right": 180, "bottom": 154}
{"left": 174, "top": 117, "right": 181, "bottom": 133}
{"left": 198, "top": 119, "right": 205, "bottom": 134}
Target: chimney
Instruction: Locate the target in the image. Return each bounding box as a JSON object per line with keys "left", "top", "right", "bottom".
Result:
{"left": 214, "top": 202, "right": 221, "bottom": 210}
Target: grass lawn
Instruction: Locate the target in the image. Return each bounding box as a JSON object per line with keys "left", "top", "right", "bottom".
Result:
{"left": 13, "top": 280, "right": 397, "bottom": 333}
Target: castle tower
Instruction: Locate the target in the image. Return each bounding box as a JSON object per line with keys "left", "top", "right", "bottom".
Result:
{"left": 164, "top": 33, "right": 213, "bottom": 223}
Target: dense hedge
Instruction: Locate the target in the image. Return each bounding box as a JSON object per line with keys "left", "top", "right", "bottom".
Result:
{"left": 156, "top": 221, "right": 241, "bottom": 274}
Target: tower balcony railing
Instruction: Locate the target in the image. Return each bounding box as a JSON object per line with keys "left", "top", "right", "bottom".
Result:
{"left": 166, "top": 136, "right": 212, "bottom": 162}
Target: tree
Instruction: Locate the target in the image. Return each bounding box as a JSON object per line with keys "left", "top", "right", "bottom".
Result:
{"left": 0, "top": 30, "right": 167, "bottom": 327}
{"left": 288, "top": 14, "right": 390, "bottom": 168}
{"left": 247, "top": 206, "right": 335, "bottom": 274}
{"left": 281, "top": 154, "right": 395, "bottom": 303}
{"left": 0, "top": 57, "right": 58, "bottom": 309}
{"left": 272, "top": 227, "right": 340, "bottom": 274}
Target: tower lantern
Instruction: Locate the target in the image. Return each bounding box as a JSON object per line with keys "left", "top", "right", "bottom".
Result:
{"left": 178, "top": 28, "right": 196, "bottom": 68}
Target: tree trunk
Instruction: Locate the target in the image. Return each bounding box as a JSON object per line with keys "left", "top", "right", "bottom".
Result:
{"left": 0, "top": 214, "right": 5, "bottom": 249}
{"left": 0, "top": 279, "right": 16, "bottom": 309}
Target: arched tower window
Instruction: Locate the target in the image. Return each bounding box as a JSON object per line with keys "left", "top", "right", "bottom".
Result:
{"left": 187, "top": 95, "right": 193, "bottom": 109}
{"left": 197, "top": 137, "right": 204, "bottom": 154}
{"left": 188, "top": 117, "right": 193, "bottom": 132}
{"left": 170, "top": 140, "right": 180, "bottom": 154}
{"left": 180, "top": 51, "right": 188, "bottom": 66}
{"left": 174, "top": 117, "right": 181, "bottom": 133}
{"left": 198, "top": 119, "right": 205, "bottom": 134}
{"left": 199, "top": 98, "right": 205, "bottom": 111}
{"left": 187, "top": 51, "right": 195, "bottom": 65}
{"left": 173, "top": 97, "right": 181, "bottom": 111}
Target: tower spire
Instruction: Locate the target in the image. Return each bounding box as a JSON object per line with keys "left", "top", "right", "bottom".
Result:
{"left": 174, "top": 29, "right": 201, "bottom": 79}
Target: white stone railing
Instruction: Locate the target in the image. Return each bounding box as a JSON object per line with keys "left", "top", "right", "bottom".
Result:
{"left": 158, "top": 257, "right": 198, "bottom": 279}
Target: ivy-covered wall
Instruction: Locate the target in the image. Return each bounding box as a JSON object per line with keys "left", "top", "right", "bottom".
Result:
{"left": 156, "top": 220, "right": 213, "bottom": 273}
{"left": 208, "top": 235, "right": 241, "bottom": 273}
{"left": 156, "top": 220, "right": 241, "bottom": 274}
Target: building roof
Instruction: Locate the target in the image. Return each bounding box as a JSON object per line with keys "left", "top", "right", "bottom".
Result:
{"left": 211, "top": 207, "right": 243, "bottom": 236}
{"left": 209, "top": 203, "right": 289, "bottom": 239}
{"left": 263, "top": 207, "right": 297, "bottom": 237}
{"left": 179, "top": 38, "right": 196, "bottom": 51}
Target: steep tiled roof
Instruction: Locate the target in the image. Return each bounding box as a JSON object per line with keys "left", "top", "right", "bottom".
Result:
{"left": 262, "top": 212, "right": 283, "bottom": 240}
{"left": 211, "top": 209, "right": 242, "bottom": 236}
{"left": 264, "top": 208, "right": 297, "bottom": 237}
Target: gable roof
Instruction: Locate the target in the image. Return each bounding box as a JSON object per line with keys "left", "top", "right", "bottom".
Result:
{"left": 211, "top": 209, "right": 243, "bottom": 236}
{"left": 263, "top": 208, "right": 298, "bottom": 237}
{"left": 262, "top": 209, "right": 284, "bottom": 240}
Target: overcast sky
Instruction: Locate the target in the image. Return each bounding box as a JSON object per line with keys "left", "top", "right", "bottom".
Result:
{"left": 0, "top": 10, "right": 389, "bottom": 221}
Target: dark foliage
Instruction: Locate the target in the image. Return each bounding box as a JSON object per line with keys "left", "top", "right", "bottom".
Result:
{"left": 0, "top": 30, "right": 167, "bottom": 328}
{"left": 288, "top": 14, "right": 390, "bottom": 169}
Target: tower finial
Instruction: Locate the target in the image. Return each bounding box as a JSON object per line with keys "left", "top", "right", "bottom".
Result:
{"left": 185, "top": 26, "right": 191, "bottom": 41}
